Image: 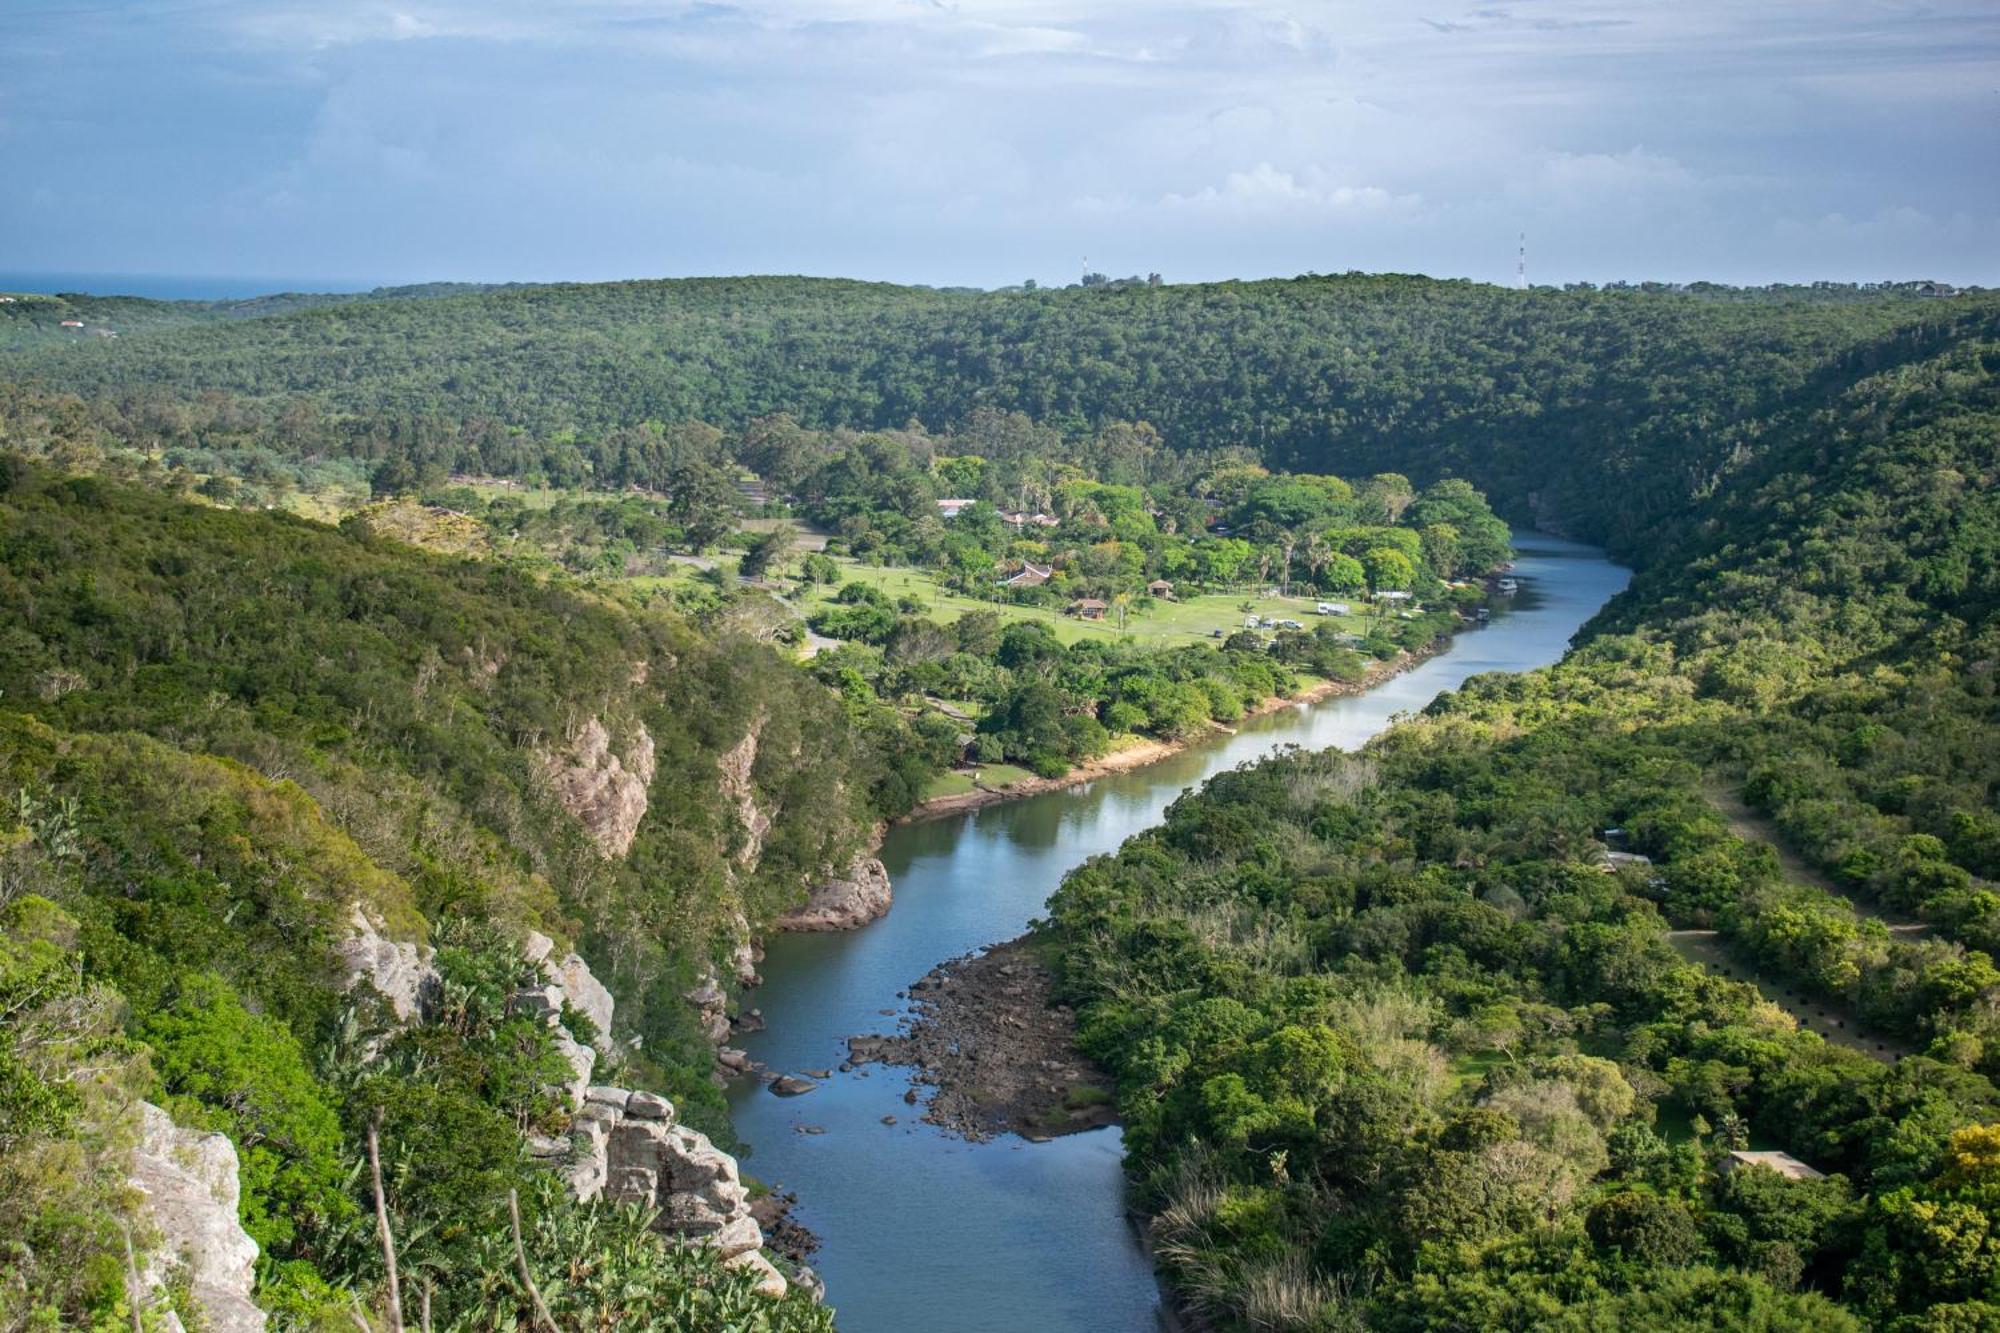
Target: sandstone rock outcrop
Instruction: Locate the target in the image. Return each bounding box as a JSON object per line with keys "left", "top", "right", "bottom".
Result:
{"left": 524, "top": 929, "right": 616, "bottom": 1039}
{"left": 566, "top": 1087, "right": 785, "bottom": 1297}
{"left": 716, "top": 720, "right": 772, "bottom": 868}
{"left": 129, "top": 1102, "right": 265, "bottom": 1333}
{"left": 684, "top": 973, "right": 732, "bottom": 1044}
{"left": 334, "top": 904, "right": 435, "bottom": 1022}
{"left": 776, "top": 854, "right": 893, "bottom": 932}
{"left": 540, "top": 717, "right": 656, "bottom": 858}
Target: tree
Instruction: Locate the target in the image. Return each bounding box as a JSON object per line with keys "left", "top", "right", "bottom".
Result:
{"left": 739, "top": 528, "right": 794, "bottom": 580}
{"left": 1364, "top": 546, "right": 1417, "bottom": 591}
{"left": 666, "top": 458, "right": 740, "bottom": 552}
{"left": 141, "top": 972, "right": 351, "bottom": 1253}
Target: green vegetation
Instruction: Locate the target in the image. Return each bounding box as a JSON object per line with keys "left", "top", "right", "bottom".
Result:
{"left": 0, "top": 466, "right": 862, "bottom": 1327}
{"left": 1039, "top": 310, "right": 2000, "bottom": 1327}
{"left": 2, "top": 269, "right": 1997, "bottom": 1329}
{"left": 0, "top": 274, "right": 1984, "bottom": 563}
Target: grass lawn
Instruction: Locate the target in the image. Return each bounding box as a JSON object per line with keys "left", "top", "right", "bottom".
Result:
{"left": 919, "top": 761, "right": 1041, "bottom": 802}
{"left": 803, "top": 558, "right": 1386, "bottom": 649}
{"left": 967, "top": 762, "right": 1038, "bottom": 787}
{"left": 1447, "top": 1049, "right": 1509, "bottom": 1095}
{"left": 922, "top": 771, "right": 980, "bottom": 799}
{"left": 457, "top": 481, "right": 631, "bottom": 509}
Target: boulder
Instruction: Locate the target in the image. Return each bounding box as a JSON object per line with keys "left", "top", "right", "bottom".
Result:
{"left": 585, "top": 1086, "right": 631, "bottom": 1111}
{"left": 717, "top": 722, "right": 773, "bottom": 869}
{"left": 550, "top": 950, "right": 615, "bottom": 1038}
{"left": 550, "top": 1084, "right": 780, "bottom": 1292}
{"left": 769, "top": 1075, "right": 818, "bottom": 1097}
{"left": 334, "top": 904, "right": 436, "bottom": 1023}
{"left": 550, "top": 1031, "right": 595, "bottom": 1109}
{"left": 726, "top": 1249, "right": 789, "bottom": 1299}
{"left": 684, "top": 973, "right": 732, "bottom": 1044}
{"left": 508, "top": 984, "right": 564, "bottom": 1024}
{"left": 777, "top": 854, "right": 893, "bottom": 932}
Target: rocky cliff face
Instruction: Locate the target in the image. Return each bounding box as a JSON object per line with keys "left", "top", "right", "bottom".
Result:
{"left": 565, "top": 1087, "right": 788, "bottom": 1297}
{"left": 716, "top": 719, "right": 773, "bottom": 868}
{"left": 777, "top": 853, "right": 893, "bottom": 932}
{"left": 495, "top": 931, "right": 795, "bottom": 1300}
{"left": 129, "top": 1102, "right": 266, "bottom": 1333}
{"left": 540, "top": 717, "right": 656, "bottom": 858}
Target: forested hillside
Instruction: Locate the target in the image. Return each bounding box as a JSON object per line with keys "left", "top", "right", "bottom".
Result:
{"left": 1040, "top": 313, "right": 2000, "bottom": 1326}
{"left": 0, "top": 466, "right": 878, "bottom": 1327}
{"left": 4, "top": 275, "right": 1992, "bottom": 558}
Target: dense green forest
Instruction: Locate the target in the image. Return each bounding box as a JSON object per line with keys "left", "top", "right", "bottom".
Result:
{"left": 1041, "top": 312, "right": 2000, "bottom": 1326}
{"left": 1, "top": 271, "right": 1996, "bottom": 1330}
{"left": 4, "top": 275, "right": 1991, "bottom": 559}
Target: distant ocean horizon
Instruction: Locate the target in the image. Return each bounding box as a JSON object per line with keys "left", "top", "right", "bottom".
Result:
{"left": 0, "top": 271, "right": 385, "bottom": 300}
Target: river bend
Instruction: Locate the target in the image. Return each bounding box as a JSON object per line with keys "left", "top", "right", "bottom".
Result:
{"left": 728, "top": 533, "right": 1630, "bottom": 1332}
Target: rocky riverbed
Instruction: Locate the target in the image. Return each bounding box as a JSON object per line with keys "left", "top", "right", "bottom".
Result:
{"left": 847, "top": 938, "right": 1118, "bottom": 1142}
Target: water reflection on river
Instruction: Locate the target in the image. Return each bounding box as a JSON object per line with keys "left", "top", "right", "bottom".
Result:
{"left": 727, "top": 533, "right": 1630, "bottom": 1332}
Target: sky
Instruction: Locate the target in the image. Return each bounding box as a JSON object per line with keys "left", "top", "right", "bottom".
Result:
{"left": 2, "top": 0, "right": 1996, "bottom": 291}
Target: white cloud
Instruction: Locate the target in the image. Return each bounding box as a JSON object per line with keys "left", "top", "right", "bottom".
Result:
{"left": 1160, "top": 163, "right": 1420, "bottom": 221}
{"left": 1, "top": 0, "right": 1994, "bottom": 285}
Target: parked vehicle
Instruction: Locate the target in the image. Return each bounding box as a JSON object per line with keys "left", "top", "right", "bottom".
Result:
{"left": 1315, "top": 602, "right": 1351, "bottom": 615}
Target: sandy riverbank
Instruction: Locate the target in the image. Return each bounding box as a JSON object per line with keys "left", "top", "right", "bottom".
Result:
{"left": 899, "top": 640, "right": 1446, "bottom": 825}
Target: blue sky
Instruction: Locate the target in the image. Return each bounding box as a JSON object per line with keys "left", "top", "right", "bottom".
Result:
{"left": 3, "top": 0, "right": 1995, "bottom": 290}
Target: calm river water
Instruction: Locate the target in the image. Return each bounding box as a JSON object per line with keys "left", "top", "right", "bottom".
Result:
{"left": 727, "top": 532, "right": 1630, "bottom": 1332}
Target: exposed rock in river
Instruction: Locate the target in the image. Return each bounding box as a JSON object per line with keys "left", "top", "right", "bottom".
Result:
{"left": 129, "top": 1101, "right": 265, "bottom": 1333}
{"left": 540, "top": 716, "right": 656, "bottom": 858}
{"left": 777, "top": 853, "right": 892, "bottom": 932}
{"left": 852, "top": 938, "right": 1118, "bottom": 1142}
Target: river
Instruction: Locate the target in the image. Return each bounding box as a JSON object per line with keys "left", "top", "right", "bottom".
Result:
{"left": 727, "top": 532, "right": 1630, "bottom": 1332}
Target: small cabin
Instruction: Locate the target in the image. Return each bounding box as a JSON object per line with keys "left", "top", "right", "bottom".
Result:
{"left": 1316, "top": 602, "right": 1350, "bottom": 616}
{"left": 1722, "top": 1151, "right": 1824, "bottom": 1182}
{"left": 1374, "top": 590, "right": 1414, "bottom": 602}
{"left": 1072, "top": 598, "right": 1109, "bottom": 621}
{"left": 936, "top": 498, "right": 977, "bottom": 519}
{"left": 60, "top": 319, "right": 84, "bottom": 328}
{"left": 1000, "top": 562, "right": 1052, "bottom": 588}
{"left": 1146, "top": 579, "right": 1174, "bottom": 598}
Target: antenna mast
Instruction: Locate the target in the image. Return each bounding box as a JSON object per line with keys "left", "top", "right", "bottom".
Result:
{"left": 1516, "top": 233, "right": 1527, "bottom": 290}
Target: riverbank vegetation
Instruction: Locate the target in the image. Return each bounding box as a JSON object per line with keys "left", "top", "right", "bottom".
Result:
{"left": 1041, "top": 312, "right": 2000, "bottom": 1328}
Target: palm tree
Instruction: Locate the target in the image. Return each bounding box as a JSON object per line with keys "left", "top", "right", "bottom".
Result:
{"left": 1303, "top": 530, "right": 1331, "bottom": 591}
{"left": 1277, "top": 530, "right": 1299, "bottom": 597}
